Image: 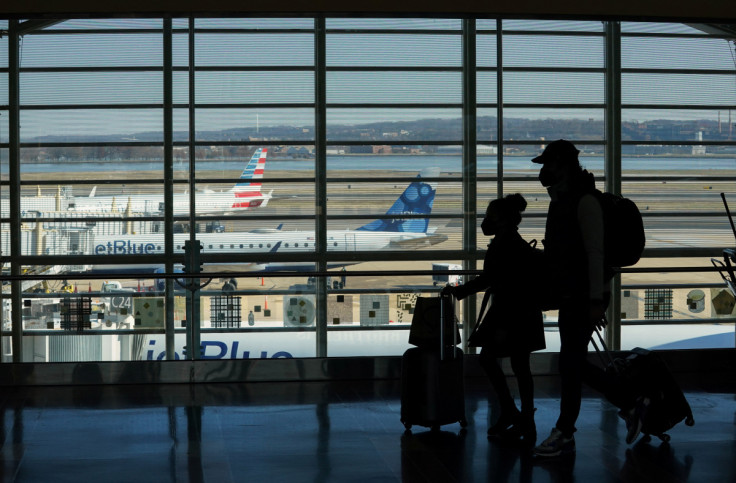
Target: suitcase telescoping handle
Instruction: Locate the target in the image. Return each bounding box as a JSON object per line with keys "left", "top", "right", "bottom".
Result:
{"left": 590, "top": 322, "right": 620, "bottom": 375}
{"left": 439, "top": 288, "right": 457, "bottom": 361}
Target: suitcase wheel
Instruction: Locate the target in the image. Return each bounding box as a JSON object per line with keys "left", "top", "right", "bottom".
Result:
{"left": 642, "top": 434, "right": 651, "bottom": 443}
{"left": 659, "top": 433, "right": 671, "bottom": 443}
{"left": 685, "top": 416, "right": 695, "bottom": 426}
{"left": 460, "top": 419, "right": 468, "bottom": 428}
{"left": 431, "top": 424, "right": 441, "bottom": 432}
{"left": 401, "top": 420, "right": 412, "bottom": 431}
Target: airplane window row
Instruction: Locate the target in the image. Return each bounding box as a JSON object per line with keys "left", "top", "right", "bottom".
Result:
{"left": 170, "top": 242, "right": 334, "bottom": 250}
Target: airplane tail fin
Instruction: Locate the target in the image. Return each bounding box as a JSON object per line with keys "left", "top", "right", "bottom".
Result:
{"left": 357, "top": 167, "right": 439, "bottom": 233}
{"left": 233, "top": 148, "right": 267, "bottom": 193}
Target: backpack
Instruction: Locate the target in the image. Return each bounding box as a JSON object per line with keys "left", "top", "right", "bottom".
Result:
{"left": 594, "top": 190, "right": 645, "bottom": 278}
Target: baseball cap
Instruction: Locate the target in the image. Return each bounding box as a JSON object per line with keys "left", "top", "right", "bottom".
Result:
{"left": 532, "top": 139, "right": 580, "bottom": 164}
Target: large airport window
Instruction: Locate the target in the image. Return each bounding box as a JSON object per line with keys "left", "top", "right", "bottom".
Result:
{"left": 0, "top": 17, "right": 734, "bottom": 363}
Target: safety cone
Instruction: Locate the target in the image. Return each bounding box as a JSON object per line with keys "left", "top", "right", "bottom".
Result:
{"left": 264, "top": 296, "right": 268, "bottom": 311}
{"left": 89, "top": 283, "right": 92, "bottom": 292}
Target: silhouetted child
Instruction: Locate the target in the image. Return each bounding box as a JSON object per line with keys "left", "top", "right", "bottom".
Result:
{"left": 446, "top": 193, "right": 545, "bottom": 445}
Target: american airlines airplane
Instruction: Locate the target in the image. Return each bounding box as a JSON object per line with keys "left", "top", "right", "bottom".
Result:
{"left": 9, "top": 148, "right": 272, "bottom": 216}
{"left": 88, "top": 167, "right": 446, "bottom": 273}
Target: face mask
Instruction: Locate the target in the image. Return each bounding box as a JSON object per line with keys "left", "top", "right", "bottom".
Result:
{"left": 481, "top": 217, "right": 495, "bottom": 236}
{"left": 538, "top": 163, "right": 559, "bottom": 187}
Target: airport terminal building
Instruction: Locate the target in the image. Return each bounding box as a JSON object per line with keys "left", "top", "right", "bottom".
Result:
{"left": 0, "top": 2, "right": 734, "bottom": 481}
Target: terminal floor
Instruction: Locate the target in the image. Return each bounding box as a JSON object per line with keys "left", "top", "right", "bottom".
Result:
{"left": 0, "top": 374, "right": 734, "bottom": 482}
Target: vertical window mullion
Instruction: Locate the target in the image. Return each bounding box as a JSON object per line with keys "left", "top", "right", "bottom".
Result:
{"left": 9, "top": 20, "right": 22, "bottom": 363}
{"left": 314, "top": 16, "right": 328, "bottom": 357}
{"left": 462, "top": 18, "right": 477, "bottom": 351}
{"left": 605, "top": 20, "right": 623, "bottom": 350}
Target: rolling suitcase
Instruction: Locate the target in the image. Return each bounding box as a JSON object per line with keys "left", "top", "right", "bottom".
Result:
{"left": 592, "top": 328, "right": 695, "bottom": 443}
{"left": 401, "top": 292, "right": 467, "bottom": 431}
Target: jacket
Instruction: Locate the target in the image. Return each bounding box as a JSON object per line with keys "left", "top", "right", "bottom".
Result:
{"left": 454, "top": 230, "right": 546, "bottom": 355}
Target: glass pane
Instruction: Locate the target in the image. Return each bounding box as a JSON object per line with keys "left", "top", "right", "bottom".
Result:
{"left": 503, "top": 20, "right": 604, "bottom": 32}
{"left": 196, "top": 18, "right": 314, "bottom": 30}
{"left": 504, "top": 35, "right": 604, "bottom": 68}
{"left": 47, "top": 19, "right": 162, "bottom": 30}
{"left": 195, "top": 108, "right": 315, "bottom": 140}
{"left": 623, "top": 73, "right": 736, "bottom": 105}
{"left": 0, "top": 73, "right": 7, "bottom": 105}
{"left": 476, "top": 33, "right": 498, "bottom": 67}
{"left": 621, "top": 22, "right": 707, "bottom": 34}
{"left": 622, "top": 36, "right": 736, "bottom": 70}
{"left": 196, "top": 71, "right": 314, "bottom": 104}
{"left": 327, "top": 71, "right": 461, "bottom": 104}
{"left": 326, "top": 34, "right": 462, "bottom": 67}
{"left": 19, "top": 148, "right": 164, "bottom": 178}
{"left": 21, "top": 33, "right": 163, "bottom": 67}
{"left": 501, "top": 110, "right": 606, "bottom": 140}
{"left": 21, "top": 72, "right": 162, "bottom": 105}
{"left": 476, "top": 72, "right": 498, "bottom": 104}
{"left": 327, "top": 18, "right": 461, "bottom": 30}
{"left": 195, "top": 33, "right": 314, "bottom": 66}
{"left": 20, "top": 109, "right": 163, "bottom": 141}
{"left": 326, "top": 108, "right": 462, "bottom": 141}
{"left": 503, "top": 71, "right": 604, "bottom": 104}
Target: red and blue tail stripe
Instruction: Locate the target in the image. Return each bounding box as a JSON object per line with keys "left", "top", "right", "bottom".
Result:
{"left": 232, "top": 148, "right": 268, "bottom": 209}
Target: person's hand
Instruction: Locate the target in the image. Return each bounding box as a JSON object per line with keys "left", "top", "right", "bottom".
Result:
{"left": 590, "top": 300, "right": 607, "bottom": 330}
{"left": 441, "top": 285, "right": 457, "bottom": 298}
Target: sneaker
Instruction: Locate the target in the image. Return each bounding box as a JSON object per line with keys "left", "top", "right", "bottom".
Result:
{"left": 488, "top": 408, "right": 520, "bottom": 437}
{"left": 622, "top": 397, "right": 650, "bottom": 444}
{"left": 534, "top": 428, "right": 575, "bottom": 457}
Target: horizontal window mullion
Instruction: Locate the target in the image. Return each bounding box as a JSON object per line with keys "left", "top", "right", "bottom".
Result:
{"left": 327, "top": 176, "right": 449, "bottom": 183}
{"left": 28, "top": 29, "right": 165, "bottom": 35}
{"left": 324, "top": 140, "right": 462, "bottom": 146}
{"left": 623, "top": 104, "right": 736, "bottom": 110}
{"left": 178, "top": 214, "right": 314, "bottom": 223}
{"left": 19, "top": 178, "right": 174, "bottom": 186}
{"left": 188, "top": 140, "right": 316, "bottom": 147}
{"left": 194, "top": 177, "right": 316, "bottom": 184}
{"left": 21, "top": 215, "right": 165, "bottom": 224}
{"left": 622, "top": 68, "right": 736, "bottom": 75}
{"left": 326, "top": 66, "right": 462, "bottom": 72}
{"left": 194, "top": 65, "right": 314, "bottom": 72}
{"left": 326, "top": 29, "right": 461, "bottom": 35}
{"left": 498, "top": 139, "right": 605, "bottom": 146}
{"left": 326, "top": 213, "right": 454, "bottom": 220}
{"left": 640, "top": 211, "right": 733, "bottom": 217}
{"left": 621, "top": 32, "right": 721, "bottom": 39}
{"left": 327, "top": 103, "right": 461, "bottom": 109}
{"left": 20, "top": 66, "right": 165, "bottom": 73}
{"left": 485, "top": 103, "right": 605, "bottom": 109}
{"left": 620, "top": 139, "right": 736, "bottom": 146}
{"left": 20, "top": 104, "right": 164, "bottom": 110}
{"left": 621, "top": 176, "right": 736, "bottom": 182}
{"left": 194, "top": 28, "right": 315, "bottom": 34}
{"left": 20, "top": 141, "right": 162, "bottom": 148}
{"left": 494, "top": 30, "right": 605, "bottom": 37}
{"left": 501, "top": 66, "right": 605, "bottom": 73}
{"left": 195, "top": 103, "right": 315, "bottom": 109}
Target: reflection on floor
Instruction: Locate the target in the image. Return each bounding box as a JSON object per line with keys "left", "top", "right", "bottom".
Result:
{"left": 0, "top": 373, "right": 734, "bottom": 482}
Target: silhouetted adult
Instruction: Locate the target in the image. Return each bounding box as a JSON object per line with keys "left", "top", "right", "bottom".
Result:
{"left": 532, "top": 140, "right": 639, "bottom": 457}
{"left": 446, "top": 193, "right": 545, "bottom": 446}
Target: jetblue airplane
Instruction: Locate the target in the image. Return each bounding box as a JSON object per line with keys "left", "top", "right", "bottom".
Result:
{"left": 88, "top": 167, "right": 446, "bottom": 273}
{"left": 8, "top": 148, "right": 272, "bottom": 217}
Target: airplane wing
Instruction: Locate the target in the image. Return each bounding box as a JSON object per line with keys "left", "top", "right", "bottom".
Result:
{"left": 387, "top": 233, "right": 448, "bottom": 249}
